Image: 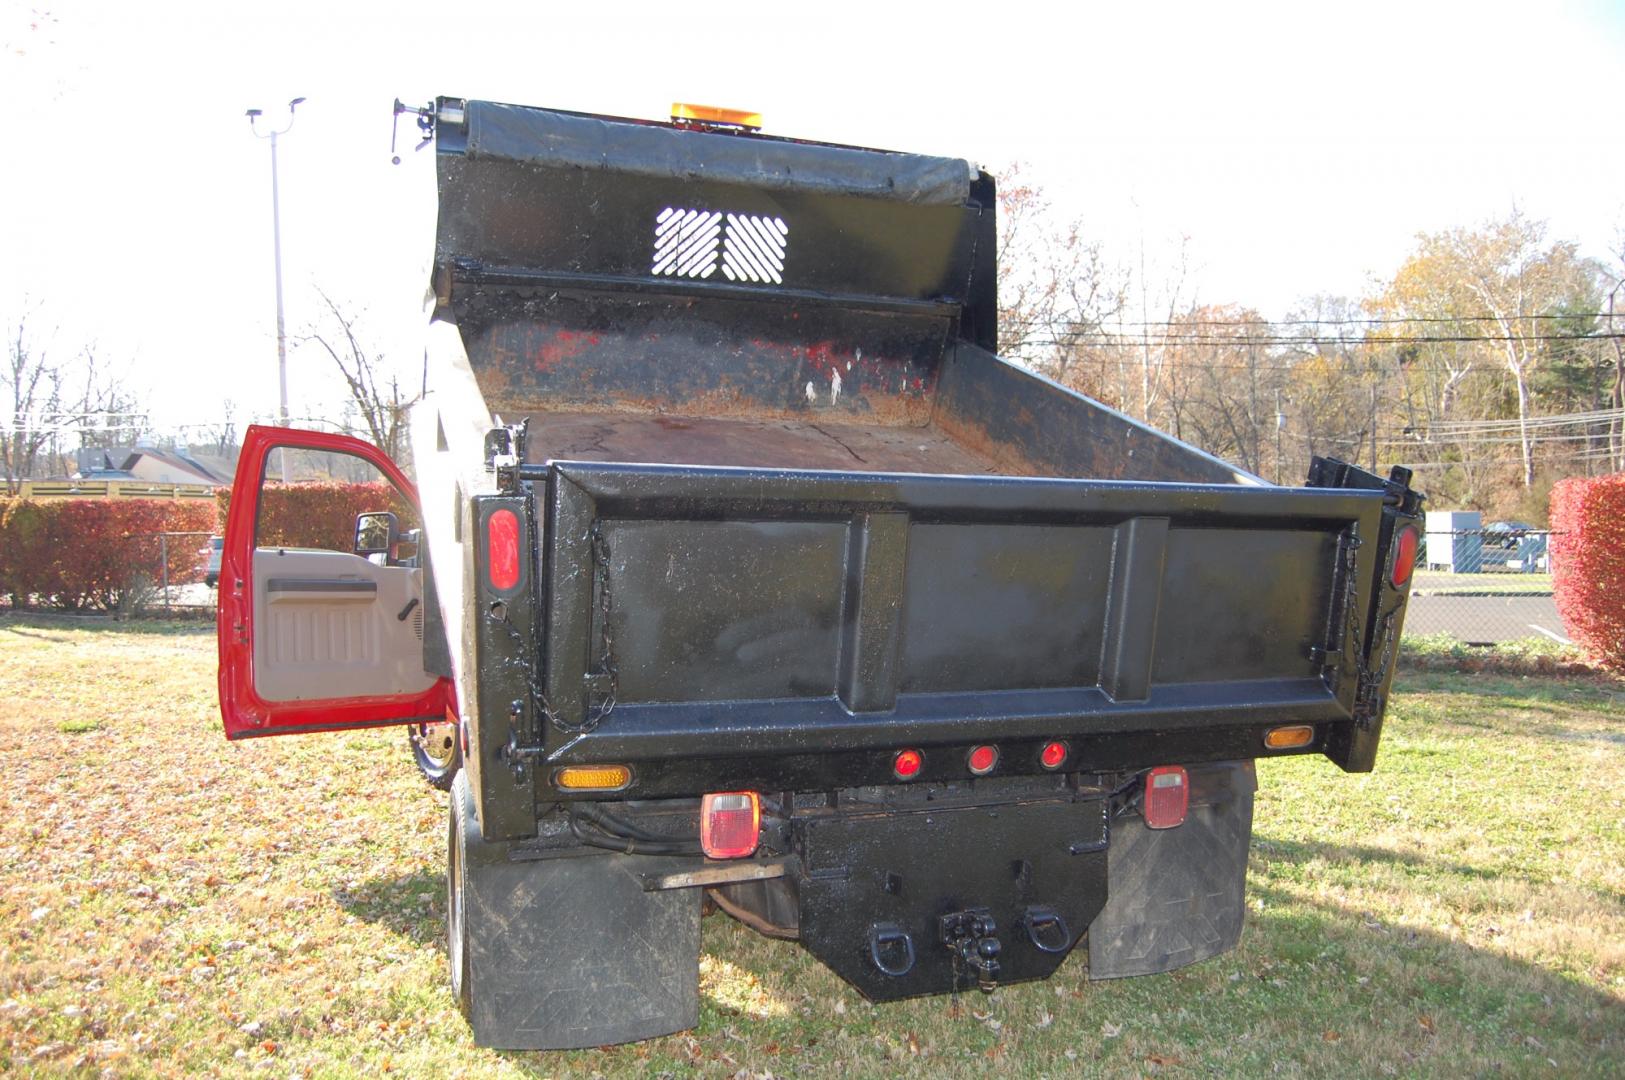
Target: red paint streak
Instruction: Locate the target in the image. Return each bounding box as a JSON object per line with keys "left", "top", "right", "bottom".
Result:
{"left": 803, "top": 342, "right": 843, "bottom": 383}
{"left": 534, "top": 328, "right": 592, "bottom": 372}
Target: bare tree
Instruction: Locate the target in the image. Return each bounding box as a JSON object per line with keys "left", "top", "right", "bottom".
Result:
{"left": 304, "top": 289, "right": 422, "bottom": 461}
{"left": 994, "top": 167, "right": 1129, "bottom": 392}
{"left": 2, "top": 310, "right": 62, "bottom": 492}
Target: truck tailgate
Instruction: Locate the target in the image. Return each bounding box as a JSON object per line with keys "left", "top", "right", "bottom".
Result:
{"left": 522, "top": 460, "right": 1384, "bottom": 794}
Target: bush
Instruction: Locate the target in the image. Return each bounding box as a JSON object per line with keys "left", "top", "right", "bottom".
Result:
{"left": 1550, "top": 473, "right": 1625, "bottom": 671}
{"left": 216, "top": 482, "right": 418, "bottom": 553}
{"left": 0, "top": 498, "right": 219, "bottom": 611}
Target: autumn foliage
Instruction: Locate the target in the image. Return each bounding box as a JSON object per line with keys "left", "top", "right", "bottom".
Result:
{"left": 217, "top": 482, "right": 418, "bottom": 553}
{"left": 0, "top": 498, "right": 219, "bottom": 611}
{"left": 1550, "top": 473, "right": 1625, "bottom": 670}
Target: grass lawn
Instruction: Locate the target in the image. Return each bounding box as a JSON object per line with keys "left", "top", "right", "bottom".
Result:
{"left": 0, "top": 615, "right": 1620, "bottom": 1077}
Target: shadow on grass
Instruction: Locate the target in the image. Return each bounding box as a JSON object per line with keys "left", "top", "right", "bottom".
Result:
{"left": 332, "top": 866, "right": 444, "bottom": 945}
{"left": 1393, "top": 670, "right": 1623, "bottom": 705}
{"left": 327, "top": 844, "right": 1623, "bottom": 1075}
{"left": 1241, "top": 874, "right": 1623, "bottom": 1068}
{"left": 0, "top": 610, "right": 214, "bottom": 636}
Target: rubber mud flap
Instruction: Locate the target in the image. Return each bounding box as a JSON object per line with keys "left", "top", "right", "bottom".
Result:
{"left": 1088, "top": 761, "right": 1255, "bottom": 979}
{"left": 449, "top": 775, "right": 701, "bottom": 1049}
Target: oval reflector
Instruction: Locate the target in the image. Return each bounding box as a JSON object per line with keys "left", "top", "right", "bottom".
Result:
{"left": 554, "top": 764, "right": 631, "bottom": 790}
{"left": 1390, "top": 525, "right": 1420, "bottom": 589}
{"left": 1040, "top": 741, "right": 1068, "bottom": 769}
{"left": 893, "top": 749, "right": 923, "bottom": 780}
{"left": 487, "top": 509, "right": 520, "bottom": 591}
{"left": 1264, "top": 724, "right": 1315, "bottom": 750}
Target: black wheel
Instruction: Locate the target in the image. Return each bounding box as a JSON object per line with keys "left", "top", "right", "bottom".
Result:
{"left": 410, "top": 720, "right": 461, "bottom": 791}
{"left": 447, "top": 771, "right": 474, "bottom": 1016}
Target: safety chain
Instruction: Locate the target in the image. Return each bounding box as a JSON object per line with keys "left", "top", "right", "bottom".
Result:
{"left": 578, "top": 521, "right": 620, "bottom": 732}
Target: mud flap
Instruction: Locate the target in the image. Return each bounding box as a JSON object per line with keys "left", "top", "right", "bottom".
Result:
{"left": 450, "top": 775, "right": 701, "bottom": 1049}
{"left": 1087, "top": 760, "right": 1255, "bottom": 979}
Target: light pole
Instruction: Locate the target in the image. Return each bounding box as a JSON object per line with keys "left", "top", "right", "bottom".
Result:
{"left": 246, "top": 97, "right": 305, "bottom": 480}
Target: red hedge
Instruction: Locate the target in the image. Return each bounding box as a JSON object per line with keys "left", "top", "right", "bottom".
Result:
{"left": 217, "top": 482, "right": 418, "bottom": 553}
{"left": 0, "top": 498, "right": 219, "bottom": 611}
{"left": 1550, "top": 473, "right": 1625, "bottom": 671}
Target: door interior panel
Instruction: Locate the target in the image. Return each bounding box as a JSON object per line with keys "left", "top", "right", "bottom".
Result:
{"left": 252, "top": 548, "right": 437, "bottom": 702}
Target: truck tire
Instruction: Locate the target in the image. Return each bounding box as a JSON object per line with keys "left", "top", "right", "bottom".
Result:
{"left": 447, "top": 771, "right": 475, "bottom": 1015}
{"left": 411, "top": 720, "right": 461, "bottom": 791}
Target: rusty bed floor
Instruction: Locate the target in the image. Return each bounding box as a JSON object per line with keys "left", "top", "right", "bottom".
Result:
{"left": 518, "top": 411, "right": 1029, "bottom": 477}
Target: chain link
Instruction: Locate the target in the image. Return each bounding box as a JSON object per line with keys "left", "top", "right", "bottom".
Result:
{"left": 579, "top": 521, "right": 619, "bottom": 731}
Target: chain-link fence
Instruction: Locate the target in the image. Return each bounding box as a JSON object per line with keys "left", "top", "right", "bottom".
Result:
{"left": 1408, "top": 529, "right": 1566, "bottom": 646}
{"left": 120, "top": 530, "right": 219, "bottom": 613}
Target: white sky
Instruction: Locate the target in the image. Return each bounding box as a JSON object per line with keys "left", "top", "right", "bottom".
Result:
{"left": 4, "top": 0, "right": 1623, "bottom": 435}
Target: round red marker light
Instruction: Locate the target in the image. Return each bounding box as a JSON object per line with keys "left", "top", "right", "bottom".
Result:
{"left": 1390, "top": 525, "right": 1420, "bottom": 589}
{"left": 893, "top": 749, "right": 923, "bottom": 780}
{"left": 967, "top": 745, "right": 998, "bottom": 775}
{"left": 1040, "top": 741, "right": 1068, "bottom": 770}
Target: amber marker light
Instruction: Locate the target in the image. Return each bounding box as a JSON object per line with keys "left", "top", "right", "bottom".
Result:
{"left": 553, "top": 765, "right": 632, "bottom": 791}
{"left": 671, "top": 103, "right": 763, "bottom": 130}
{"left": 1264, "top": 725, "right": 1315, "bottom": 750}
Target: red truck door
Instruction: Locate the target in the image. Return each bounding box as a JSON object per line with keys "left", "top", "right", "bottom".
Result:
{"left": 218, "top": 425, "right": 453, "bottom": 739}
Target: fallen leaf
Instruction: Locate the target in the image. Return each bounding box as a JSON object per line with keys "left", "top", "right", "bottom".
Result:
{"left": 1322, "top": 1030, "right": 1341, "bottom": 1042}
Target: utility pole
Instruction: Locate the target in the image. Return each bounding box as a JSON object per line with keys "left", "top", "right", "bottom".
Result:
{"left": 1274, "top": 389, "right": 1284, "bottom": 484}
{"left": 246, "top": 97, "right": 305, "bottom": 482}
{"left": 1369, "top": 384, "right": 1379, "bottom": 472}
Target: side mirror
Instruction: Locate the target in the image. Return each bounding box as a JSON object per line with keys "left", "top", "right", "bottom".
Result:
{"left": 355, "top": 511, "right": 399, "bottom": 559}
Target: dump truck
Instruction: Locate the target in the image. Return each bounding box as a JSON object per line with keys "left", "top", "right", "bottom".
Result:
{"left": 216, "top": 97, "right": 1424, "bottom": 1050}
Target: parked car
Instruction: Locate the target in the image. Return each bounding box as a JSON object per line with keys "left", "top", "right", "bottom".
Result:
{"left": 1478, "top": 521, "right": 1547, "bottom": 573}
{"left": 199, "top": 536, "right": 223, "bottom": 588}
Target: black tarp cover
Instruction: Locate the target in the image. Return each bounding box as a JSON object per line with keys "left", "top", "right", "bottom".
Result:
{"left": 462, "top": 101, "right": 973, "bottom": 206}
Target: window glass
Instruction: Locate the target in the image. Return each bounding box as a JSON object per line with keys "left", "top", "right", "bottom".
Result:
{"left": 256, "top": 447, "right": 420, "bottom": 552}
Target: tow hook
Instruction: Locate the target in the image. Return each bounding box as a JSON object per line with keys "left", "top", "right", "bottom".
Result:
{"left": 867, "top": 923, "right": 916, "bottom": 978}
{"left": 939, "top": 908, "right": 1001, "bottom": 992}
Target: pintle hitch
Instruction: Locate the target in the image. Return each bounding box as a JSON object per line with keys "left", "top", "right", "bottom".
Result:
{"left": 939, "top": 908, "right": 1002, "bottom": 992}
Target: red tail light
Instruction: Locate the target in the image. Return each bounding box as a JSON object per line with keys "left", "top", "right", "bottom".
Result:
{"left": 700, "top": 792, "right": 760, "bottom": 859}
{"left": 1039, "top": 741, "right": 1068, "bottom": 770}
{"left": 486, "top": 509, "right": 520, "bottom": 591}
{"left": 1144, "top": 765, "right": 1189, "bottom": 830}
{"left": 893, "top": 748, "right": 923, "bottom": 780}
{"left": 967, "top": 744, "right": 998, "bottom": 775}
{"left": 1390, "top": 525, "right": 1420, "bottom": 589}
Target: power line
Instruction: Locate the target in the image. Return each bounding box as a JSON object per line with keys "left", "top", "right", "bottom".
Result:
{"left": 1020, "top": 331, "right": 1623, "bottom": 347}
{"left": 1030, "top": 312, "right": 1625, "bottom": 329}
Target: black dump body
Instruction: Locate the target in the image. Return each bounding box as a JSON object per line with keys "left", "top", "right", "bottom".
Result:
{"left": 419, "top": 99, "right": 1421, "bottom": 1044}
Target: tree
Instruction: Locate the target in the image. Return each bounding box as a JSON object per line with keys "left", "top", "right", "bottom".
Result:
{"left": 994, "top": 167, "right": 1128, "bottom": 394}
{"left": 304, "top": 289, "right": 422, "bottom": 462}
{"left": 3, "top": 311, "right": 62, "bottom": 492}
{"left": 1379, "top": 212, "right": 1594, "bottom": 487}
{"left": 1159, "top": 305, "right": 1284, "bottom": 478}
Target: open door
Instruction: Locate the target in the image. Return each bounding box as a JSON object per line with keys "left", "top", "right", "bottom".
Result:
{"left": 218, "top": 425, "right": 453, "bottom": 739}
